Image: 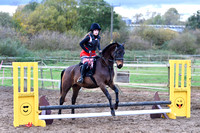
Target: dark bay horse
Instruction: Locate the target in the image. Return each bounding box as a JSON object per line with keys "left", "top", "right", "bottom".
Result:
{"left": 58, "top": 42, "right": 125, "bottom": 116}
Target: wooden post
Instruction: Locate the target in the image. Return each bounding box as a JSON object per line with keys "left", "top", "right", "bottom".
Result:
{"left": 50, "top": 68, "right": 54, "bottom": 89}
{"left": 11, "top": 67, "right": 13, "bottom": 84}
{"left": 168, "top": 66, "right": 170, "bottom": 95}
{"left": 114, "top": 66, "right": 117, "bottom": 82}
{"left": 40, "top": 68, "right": 44, "bottom": 89}
{"left": 2, "top": 68, "right": 4, "bottom": 85}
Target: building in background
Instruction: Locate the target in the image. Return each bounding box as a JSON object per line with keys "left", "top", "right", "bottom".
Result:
{"left": 122, "top": 17, "right": 132, "bottom": 26}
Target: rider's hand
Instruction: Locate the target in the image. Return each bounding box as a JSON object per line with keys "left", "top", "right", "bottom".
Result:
{"left": 99, "top": 50, "right": 102, "bottom": 56}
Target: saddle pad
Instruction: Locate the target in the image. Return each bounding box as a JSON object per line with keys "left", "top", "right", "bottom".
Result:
{"left": 82, "top": 58, "right": 94, "bottom": 69}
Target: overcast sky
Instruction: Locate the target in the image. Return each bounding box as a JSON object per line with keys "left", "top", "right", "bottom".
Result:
{"left": 0, "top": 0, "right": 199, "bottom": 21}
{"left": 105, "top": 0, "right": 200, "bottom": 21}
{"left": 105, "top": 0, "right": 200, "bottom": 7}
{"left": 1, "top": 0, "right": 200, "bottom": 6}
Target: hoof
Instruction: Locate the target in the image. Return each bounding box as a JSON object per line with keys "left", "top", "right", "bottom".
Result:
{"left": 111, "top": 110, "right": 115, "bottom": 116}
{"left": 114, "top": 104, "right": 118, "bottom": 110}
{"left": 58, "top": 111, "right": 61, "bottom": 115}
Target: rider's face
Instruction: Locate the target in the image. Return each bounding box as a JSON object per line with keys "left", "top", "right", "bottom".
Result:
{"left": 93, "top": 29, "right": 99, "bottom": 36}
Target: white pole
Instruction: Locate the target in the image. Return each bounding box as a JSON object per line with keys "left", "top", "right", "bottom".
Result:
{"left": 39, "top": 109, "right": 171, "bottom": 120}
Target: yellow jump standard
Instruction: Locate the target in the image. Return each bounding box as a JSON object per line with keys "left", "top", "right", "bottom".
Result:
{"left": 13, "top": 60, "right": 191, "bottom": 127}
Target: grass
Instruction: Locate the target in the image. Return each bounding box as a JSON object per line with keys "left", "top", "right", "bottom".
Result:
{"left": 119, "top": 66, "right": 168, "bottom": 84}
{"left": 1, "top": 61, "right": 199, "bottom": 91}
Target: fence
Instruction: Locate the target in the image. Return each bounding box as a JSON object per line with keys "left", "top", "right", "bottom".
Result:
{"left": 1, "top": 54, "right": 200, "bottom": 65}
{"left": 1, "top": 63, "right": 200, "bottom": 91}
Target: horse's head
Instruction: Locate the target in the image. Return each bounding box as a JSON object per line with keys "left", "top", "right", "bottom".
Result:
{"left": 113, "top": 43, "right": 125, "bottom": 69}
{"left": 102, "top": 42, "right": 125, "bottom": 69}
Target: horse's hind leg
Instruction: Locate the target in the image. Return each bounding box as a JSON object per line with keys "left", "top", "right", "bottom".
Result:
{"left": 71, "top": 85, "right": 81, "bottom": 115}
{"left": 99, "top": 84, "right": 115, "bottom": 116}
{"left": 109, "top": 84, "right": 119, "bottom": 110}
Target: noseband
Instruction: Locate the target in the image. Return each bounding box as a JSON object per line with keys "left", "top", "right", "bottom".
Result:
{"left": 112, "top": 46, "right": 124, "bottom": 61}
{"left": 108, "top": 58, "right": 123, "bottom": 63}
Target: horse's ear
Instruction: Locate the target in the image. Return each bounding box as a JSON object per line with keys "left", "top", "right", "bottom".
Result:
{"left": 122, "top": 43, "right": 126, "bottom": 47}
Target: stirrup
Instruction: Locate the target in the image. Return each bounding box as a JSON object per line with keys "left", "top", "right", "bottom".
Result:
{"left": 77, "top": 77, "right": 83, "bottom": 83}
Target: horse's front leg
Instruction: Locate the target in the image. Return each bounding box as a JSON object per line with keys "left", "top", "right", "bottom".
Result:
{"left": 99, "top": 84, "right": 115, "bottom": 116}
{"left": 109, "top": 83, "right": 119, "bottom": 110}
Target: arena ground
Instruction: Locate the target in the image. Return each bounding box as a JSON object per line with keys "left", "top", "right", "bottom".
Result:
{"left": 0, "top": 86, "right": 199, "bottom": 133}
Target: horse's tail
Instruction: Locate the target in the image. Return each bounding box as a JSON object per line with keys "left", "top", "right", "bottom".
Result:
{"left": 60, "top": 69, "right": 65, "bottom": 95}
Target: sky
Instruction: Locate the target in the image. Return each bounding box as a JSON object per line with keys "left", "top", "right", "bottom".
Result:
{"left": 0, "top": 0, "right": 200, "bottom": 21}
{"left": 105, "top": 0, "right": 200, "bottom": 21}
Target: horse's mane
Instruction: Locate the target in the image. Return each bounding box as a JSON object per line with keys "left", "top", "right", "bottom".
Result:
{"left": 102, "top": 42, "right": 119, "bottom": 56}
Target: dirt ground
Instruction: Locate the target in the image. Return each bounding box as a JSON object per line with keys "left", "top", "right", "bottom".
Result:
{"left": 0, "top": 86, "right": 200, "bottom": 133}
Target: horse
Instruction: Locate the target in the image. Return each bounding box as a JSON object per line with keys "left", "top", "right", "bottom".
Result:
{"left": 58, "top": 42, "right": 125, "bottom": 116}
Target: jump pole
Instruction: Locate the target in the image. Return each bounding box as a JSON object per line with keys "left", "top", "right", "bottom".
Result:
{"left": 39, "top": 109, "right": 171, "bottom": 120}
{"left": 39, "top": 101, "right": 171, "bottom": 110}
{"left": 13, "top": 60, "right": 191, "bottom": 127}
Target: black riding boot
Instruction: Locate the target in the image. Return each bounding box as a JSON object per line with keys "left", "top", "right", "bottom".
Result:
{"left": 77, "top": 62, "right": 88, "bottom": 83}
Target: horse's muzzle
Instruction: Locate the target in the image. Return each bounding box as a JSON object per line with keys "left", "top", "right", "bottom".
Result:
{"left": 116, "top": 60, "right": 123, "bottom": 69}
{"left": 117, "top": 64, "right": 123, "bottom": 69}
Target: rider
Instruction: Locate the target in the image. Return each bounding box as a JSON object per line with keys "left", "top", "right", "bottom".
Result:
{"left": 77, "top": 23, "right": 102, "bottom": 83}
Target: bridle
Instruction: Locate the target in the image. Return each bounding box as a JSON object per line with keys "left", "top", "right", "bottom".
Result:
{"left": 101, "top": 45, "right": 124, "bottom": 66}
{"left": 111, "top": 46, "right": 124, "bottom": 61}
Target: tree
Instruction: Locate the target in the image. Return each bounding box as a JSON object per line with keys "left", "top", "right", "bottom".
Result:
{"left": 13, "top": 0, "right": 78, "bottom": 34}
{"left": 133, "top": 13, "right": 144, "bottom": 24}
{"left": 163, "top": 8, "right": 180, "bottom": 25}
{"left": 144, "top": 14, "right": 164, "bottom": 25}
{"left": 12, "top": 2, "right": 39, "bottom": 33}
{"left": 22, "top": 1, "right": 39, "bottom": 12}
{"left": 186, "top": 10, "right": 200, "bottom": 30}
{"left": 0, "top": 12, "right": 14, "bottom": 27}
{"left": 43, "top": 0, "right": 78, "bottom": 30}
{"left": 76, "top": 0, "right": 120, "bottom": 31}
{"left": 27, "top": 5, "right": 67, "bottom": 33}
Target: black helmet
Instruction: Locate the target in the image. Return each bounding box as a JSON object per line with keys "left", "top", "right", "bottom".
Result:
{"left": 90, "top": 23, "right": 101, "bottom": 31}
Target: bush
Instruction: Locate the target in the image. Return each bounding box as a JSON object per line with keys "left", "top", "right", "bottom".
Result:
{"left": 100, "top": 29, "right": 129, "bottom": 49}
{"left": 131, "top": 26, "right": 178, "bottom": 48}
{"left": 126, "top": 35, "right": 151, "bottom": 50}
{"left": 168, "top": 33, "right": 197, "bottom": 54}
{"left": 112, "top": 26, "right": 130, "bottom": 43}
{"left": 0, "top": 26, "right": 17, "bottom": 40}
{"left": 191, "top": 29, "right": 200, "bottom": 45}
{"left": 189, "top": 29, "right": 200, "bottom": 54}
{"left": 0, "top": 12, "right": 14, "bottom": 27}
{"left": 100, "top": 30, "right": 112, "bottom": 48}
{"left": 156, "top": 29, "right": 178, "bottom": 48}
{"left": 28, "top": 31, "right": 81, "bottom": 51}
{"left": 0, "top": 38, "right": 31, "bottom": 57}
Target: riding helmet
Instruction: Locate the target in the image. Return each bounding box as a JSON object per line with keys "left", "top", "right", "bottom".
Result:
{"left": 90, "top": 23, "right": 101, "bottom": 31}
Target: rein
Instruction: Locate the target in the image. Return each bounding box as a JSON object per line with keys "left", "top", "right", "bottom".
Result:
{"left": 100, "top": 56, "right": 123, "bottom": 85}
{"left": 101, "top": 56, "right": 113, "bottom": 67}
